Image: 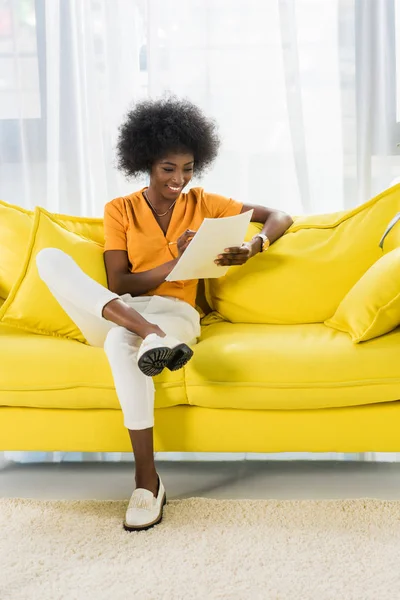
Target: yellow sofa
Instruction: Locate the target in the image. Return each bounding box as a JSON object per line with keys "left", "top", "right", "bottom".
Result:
{"left": 3, "top": 186, "right": 400, "bottom": 455}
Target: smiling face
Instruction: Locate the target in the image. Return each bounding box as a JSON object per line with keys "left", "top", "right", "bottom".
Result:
{"left": 149, "top": 151, "right": 195, "bottom": 202}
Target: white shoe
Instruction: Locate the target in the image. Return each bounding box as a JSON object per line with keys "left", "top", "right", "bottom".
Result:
{"left": 137, "top": 333, "right": 193, "bottom": 377}
{"left": 123, "top": 474, "right": 166, "bottom": 532}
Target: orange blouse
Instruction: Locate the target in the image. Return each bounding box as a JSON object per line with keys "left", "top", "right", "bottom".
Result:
{"left": 103, "top": 187, "right": 243, "bottom": 307}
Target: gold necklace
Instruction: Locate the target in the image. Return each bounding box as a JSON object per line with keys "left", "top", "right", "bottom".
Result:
{"left": 143, "top": 189, "right": 177, "bottom": 217}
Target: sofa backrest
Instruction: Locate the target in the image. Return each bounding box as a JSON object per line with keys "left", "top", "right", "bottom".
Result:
{"left": 205, "top": 184, "right": 400, "bottom": 324}
{"left": 0, "top": 199, "right": 104, "bottom": 301}
{"left": 4, "top": 186, "right": 400, "bottom": 325}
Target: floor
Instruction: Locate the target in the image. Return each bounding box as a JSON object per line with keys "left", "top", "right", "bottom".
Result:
{"left": 2, "top": 458, "right": 400, "bottom": 501}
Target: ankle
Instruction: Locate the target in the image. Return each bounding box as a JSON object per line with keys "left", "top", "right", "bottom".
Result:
{"left": 136, "top": 324, "right": 166, "bottom": 340}
{"left": 135, "top": 471, "right": 159, "bottom": 495}
{"left": 147, "top": 325, "right": 166, "bottom": 338}
{"left": 140, "top": 325, "right": 166, "bottom": 339}
{"left": 135, "top": 465, "right": 157, "bottom": 482}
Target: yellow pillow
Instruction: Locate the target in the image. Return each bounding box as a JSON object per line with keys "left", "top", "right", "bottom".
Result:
{"left": 0, "top": 207, "right": 107, "bottom": 343}
{"left": 0, "top": 201, "right": 32, "bottom": 300}
{"left": 324, "top": 248, "right": 400, "bottom": 343}
{"left": 0, "top": 199, "right": 104, "bottom": 301}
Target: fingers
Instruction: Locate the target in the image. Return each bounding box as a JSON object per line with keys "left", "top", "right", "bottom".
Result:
{"left": 177, "top": 229, "right": 196, "bottom": 252}
{"left": 215, "top": 245, "right": 250, "bottom": 264}
{"left": 222, "top": 245, "right": 251, "bottom": 258}
{"left": 177, "top": 230, "right": 196, "bottom": 252}
{"left": 214, "top": 256, "right": 248, "bottom": 266}
{"left": 177, "top": 231, "right": 197, "bottom": 256}
{"left": 181, "top": 229, "right": 197, "bottom": 240}
{"left": 223, "top": 247, "right": 245, "bottom": 254}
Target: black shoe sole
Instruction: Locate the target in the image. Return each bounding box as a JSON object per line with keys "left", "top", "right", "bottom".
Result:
{"left": 167, "top": 343, "right": 194, "bottom": 372}
{"left": 123, "top": 494, "right": 167, "bottom": 532}
{"left": 138, "top": 344, "right": 193, "bottom": 377}
{"left": 138, "top": 346, "right": 172, "bottom": 376}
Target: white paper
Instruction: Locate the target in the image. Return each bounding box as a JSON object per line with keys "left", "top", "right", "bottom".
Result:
{"left": 166, "top": 210, "right": 253, "bottom": 281}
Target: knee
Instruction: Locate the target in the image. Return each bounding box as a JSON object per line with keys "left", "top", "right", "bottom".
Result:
{"left": 104, "top": 326, "right": 132, "bottom": 358}
{"left": 104, "top": 326, "right": 141, "bottom": 362}
{"left": 36, "top": 248, "right": 68, "bottom": 282}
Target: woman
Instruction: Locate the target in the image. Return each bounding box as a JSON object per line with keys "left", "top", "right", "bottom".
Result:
{"left": 37, "top": 97, "right": 293, "bottom": 532}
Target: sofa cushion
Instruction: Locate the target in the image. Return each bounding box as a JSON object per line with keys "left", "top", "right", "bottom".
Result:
{"left": 0, "top": 324, "right": 186, "bottom": 410}
{"left": 0, "top": 200, "right": 32, "bottom": 300}
{"left": 0, "top": 207, "right": 107, "bottom": 343}
{"left": 0, "top": 199, "right": 104, "bottom": 301}
{"left": 325, "top": 248, "right": 400, "bottom": 343}
{"left": 185, "top": 320, "right": 400, "bottom": 410}
{"left": 205, "top": 184, "right": 400, "bottom": 324}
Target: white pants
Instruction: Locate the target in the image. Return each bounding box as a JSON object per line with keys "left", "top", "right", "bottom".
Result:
{"left": 36, "top": 248, "right": 201, "bottom": 430}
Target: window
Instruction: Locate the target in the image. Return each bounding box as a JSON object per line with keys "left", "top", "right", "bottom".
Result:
{"left": 0, "top": 0, "right": 41, "bottom": 119}
{"left": 396, "top": 0, "right": 400, "bottom": 125}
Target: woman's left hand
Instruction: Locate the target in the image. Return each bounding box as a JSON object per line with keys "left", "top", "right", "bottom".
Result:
{"left": 214, "top": 241, "right": 256, "bottom": 266}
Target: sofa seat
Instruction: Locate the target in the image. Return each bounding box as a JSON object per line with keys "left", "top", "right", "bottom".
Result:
{"left": 0, "top": 324, "right": 186, "bottom": 410}
{"left": 186, "top": 321, "right": 400, "bottom": 410}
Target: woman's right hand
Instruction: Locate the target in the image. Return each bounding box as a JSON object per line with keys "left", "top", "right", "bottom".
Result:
{"left": 177, "top": 229, "right": 197, "bottom": 257}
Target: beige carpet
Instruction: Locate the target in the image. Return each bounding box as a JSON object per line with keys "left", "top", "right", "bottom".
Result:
{"left": 1, "top": 497, "right": 400, "bottom": 600}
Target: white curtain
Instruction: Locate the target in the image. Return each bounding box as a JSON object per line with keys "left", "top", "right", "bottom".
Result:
{"left": 1, "top": 0, "right": 400, "bottom": 464}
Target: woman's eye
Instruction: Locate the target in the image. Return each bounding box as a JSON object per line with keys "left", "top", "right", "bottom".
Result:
{"left": 162, "top": 168, "right": 193, "bottom": 173}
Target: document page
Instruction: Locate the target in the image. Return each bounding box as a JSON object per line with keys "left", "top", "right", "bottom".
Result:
{"left": 166, "top": 209, "right": 253, "bottom": 281}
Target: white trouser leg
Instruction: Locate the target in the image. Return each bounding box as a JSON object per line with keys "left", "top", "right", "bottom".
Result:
{"left": 103, "top": 295, "right": 201, "bottom": 429}
{"left": 36, "top": 248, "right": 201, "bottom": 430}
{"left": 36, "top": 247, "right": 120, "bottom": 347}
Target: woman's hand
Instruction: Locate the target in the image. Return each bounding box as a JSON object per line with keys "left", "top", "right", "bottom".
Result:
{"left": 214, "top": 241, "right": 257, "bottom": 266}
{"left": 177, "top": 229, "right": 197, "bottom": 257}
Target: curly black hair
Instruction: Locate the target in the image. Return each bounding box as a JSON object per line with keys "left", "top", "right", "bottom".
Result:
{"left": 116, "top": 96, "right": 220, "bottom": 178}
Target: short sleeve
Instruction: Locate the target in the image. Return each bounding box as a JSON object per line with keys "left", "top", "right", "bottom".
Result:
{"left": 103, "top": 199, "right": 127, "bottom": 251}
{"left": 202, "top": 191, "right": 243, "bottom": 218}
